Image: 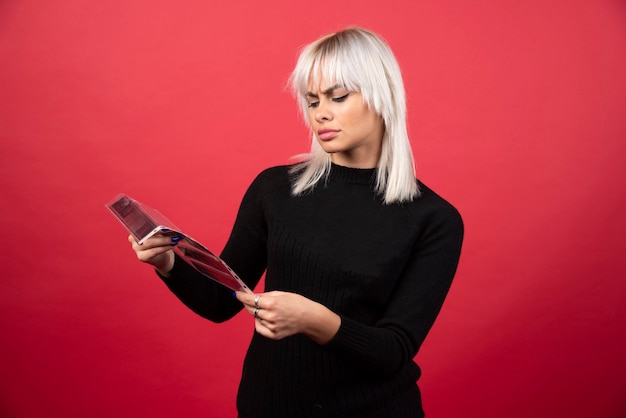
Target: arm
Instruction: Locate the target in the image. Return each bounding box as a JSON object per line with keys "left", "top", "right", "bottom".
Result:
{"left": 324, "top": 204, "right": 464, "bottom": 376}
{"left": 156, "top": 172, "right": 270, "bottom": 322}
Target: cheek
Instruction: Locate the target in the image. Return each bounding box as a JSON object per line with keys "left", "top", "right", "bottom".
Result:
{"left": 357, "top": 109, "right": 380, "bottom": 129}
{"left": 342, "top": 105, "right": 367, "bottom": 127}
{"left": 306, "top": 110, "right": 316, "bottom": 126}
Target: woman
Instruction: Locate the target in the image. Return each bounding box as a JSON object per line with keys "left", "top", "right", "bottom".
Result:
{"left": 130, "top": 27, "right": 463, "bottom": 418}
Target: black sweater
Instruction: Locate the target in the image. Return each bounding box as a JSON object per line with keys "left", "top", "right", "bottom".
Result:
{"left": 160, "top": 164, "right": 464, "bottom": 418}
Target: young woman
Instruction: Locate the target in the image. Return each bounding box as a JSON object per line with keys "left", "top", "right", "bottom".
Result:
{"left": 129, "top": 27, "right": 463, "bottom": 418}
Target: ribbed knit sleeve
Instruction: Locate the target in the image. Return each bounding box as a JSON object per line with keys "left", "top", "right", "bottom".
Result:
{"left": 219, "top": 168, "right": 271, "bottom": 291}
{"left": 158, "top": 168, "right": 271, "bottom": 323}
{"left": 159, "top": 254, "right": 240, "bottom": 323}
{"left": 324, "top": 201, "right": 464, "bottom": 376}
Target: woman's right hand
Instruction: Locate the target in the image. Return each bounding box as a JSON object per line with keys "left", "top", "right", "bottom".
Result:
{"left": 128, "top": 234, "right": 178, "bottom": 276}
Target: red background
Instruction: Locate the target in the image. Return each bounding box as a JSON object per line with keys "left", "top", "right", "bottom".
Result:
{"left": 1, "top": 1, "right": 625, "bottom": 417}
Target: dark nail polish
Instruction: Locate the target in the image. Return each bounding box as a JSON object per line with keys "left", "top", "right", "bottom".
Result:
{"left": 171, "top": 236, "right": 182, "bottom": 243}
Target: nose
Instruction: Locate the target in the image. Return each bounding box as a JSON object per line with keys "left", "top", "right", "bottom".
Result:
{"left": 314, "top": 101, "right": 333, "bottom": 123}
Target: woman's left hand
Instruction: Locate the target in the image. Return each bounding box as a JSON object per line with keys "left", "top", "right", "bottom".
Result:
{"left": 235, "top": 291, "right": 341, "bottom": 345}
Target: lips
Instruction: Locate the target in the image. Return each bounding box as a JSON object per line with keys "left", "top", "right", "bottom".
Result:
{"left": 317, "top": 129, "right": 340, "bottom": 141}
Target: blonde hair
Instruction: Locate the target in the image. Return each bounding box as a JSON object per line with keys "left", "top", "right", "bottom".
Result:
{"left": 288, "top": 27, "right": 420, "bottom": 204}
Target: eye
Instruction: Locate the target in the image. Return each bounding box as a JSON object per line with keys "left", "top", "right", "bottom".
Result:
{"left": 307, "top": 101, "right": 320, "bottom": 108}
{"left": 332, "top": 93, "right": 350, "bottom": 102}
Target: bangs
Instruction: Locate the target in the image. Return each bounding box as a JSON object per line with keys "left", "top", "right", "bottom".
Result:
{"left": 302, "top": 41, "right": 364, "bottom": 95}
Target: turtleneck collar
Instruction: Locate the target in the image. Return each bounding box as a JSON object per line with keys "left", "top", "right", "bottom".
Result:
{"left": 328, "top": 163, "right": 377, "bottom": 184}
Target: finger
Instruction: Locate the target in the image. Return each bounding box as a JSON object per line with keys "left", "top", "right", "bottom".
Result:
{"left": 254, "top": 320, "right": 284, "bottom": 340}
{"left": 235, "top": 293, "right": 255, "bottom": 316}
{"left": 235, "top": 291, "right": 258, "bottom": 308}
{"left": 134, "top": 245, "right": 171, "bottom": 263}
{"left": 131, "top": 235, "right": 181, "bottom": 251}
{"left": 254, "top": 319, "right": 269, "bottom": 335}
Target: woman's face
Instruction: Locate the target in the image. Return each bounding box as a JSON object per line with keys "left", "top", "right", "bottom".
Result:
{"left": 306, "top": 81, "right": 384, "bottom": 168}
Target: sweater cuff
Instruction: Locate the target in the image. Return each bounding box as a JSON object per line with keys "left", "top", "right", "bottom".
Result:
{"left": 325, "top": 315, "right": 372, "bottom": 356}
{"left": 156, "top": 253, "right": 196, "bottom": 283}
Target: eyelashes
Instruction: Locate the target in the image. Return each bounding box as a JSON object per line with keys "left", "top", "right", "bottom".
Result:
{"left": 307, "top": 93, "right": 350, "bottom": 108}
{"left": 332, "top": 93, "right": 350, "bottom": 102}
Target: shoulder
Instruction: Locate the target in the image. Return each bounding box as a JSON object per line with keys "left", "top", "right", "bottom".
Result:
{"left": 415, "top": 182, "right": 461, "bottom": 215}
{"left": 255, "top": 165, "right": 291, "bottom": 179}
{"left": 244, "top": 165, "right": 293, "bottom": 197}
{"left": 407, "top": 181, "right": 464, "bottom": 232}
{"left": 251, "top": 165, "right": 291, "bottom": 187}
{"left": 236, "top": 166, "right": 293, "bottom": 215}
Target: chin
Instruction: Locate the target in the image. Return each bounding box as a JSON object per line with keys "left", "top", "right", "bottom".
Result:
{"left": 318, "top": 143, "right": 343, "bottom": 154}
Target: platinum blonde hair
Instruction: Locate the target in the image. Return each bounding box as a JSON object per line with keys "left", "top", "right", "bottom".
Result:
{"left": 288, "top": 27, "right": 420, "bottom": 204}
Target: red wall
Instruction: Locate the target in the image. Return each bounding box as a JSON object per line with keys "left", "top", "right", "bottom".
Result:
{"left": 1, "top": 1, "right": 625, "bottom": 417}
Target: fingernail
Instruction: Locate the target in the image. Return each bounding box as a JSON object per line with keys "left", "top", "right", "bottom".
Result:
{"left": 161, "top": 228, "right": 170, "bottom": 232}
{"left": 171, "top": 236, "right": 182, "bottom": 243}
{"left": 232, "top": 291, "right": 237, "bottom": 298}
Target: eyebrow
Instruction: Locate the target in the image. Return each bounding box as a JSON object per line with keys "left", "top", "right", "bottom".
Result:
{"left": 305, "top": 84, "right": 344, "bottom": 98}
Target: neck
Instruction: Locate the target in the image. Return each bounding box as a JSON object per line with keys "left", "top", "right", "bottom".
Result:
{"left": 330, "top": 152, "right": 380, "bottom": 169}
